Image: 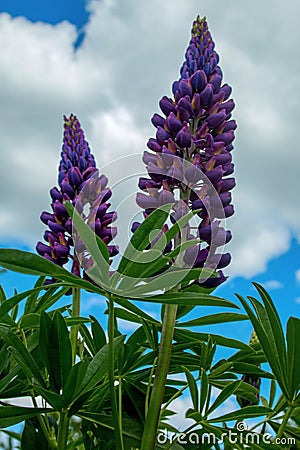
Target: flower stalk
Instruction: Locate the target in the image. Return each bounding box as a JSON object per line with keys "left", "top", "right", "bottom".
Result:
{"left": 140, "top": 303, "right": 178, "bottom": 450}
{"left": 108, "top": 295, "right": 124, "bottom": 450}
{"left": 70, "top": 287, "right": 80, "bottom": 364}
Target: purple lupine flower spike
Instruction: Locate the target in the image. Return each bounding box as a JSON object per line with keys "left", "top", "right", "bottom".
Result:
{"left": 36, "top": 114, "right": 118, "bottom": 282}
{"left": 135, "top": 16, "right": 236, "bottom": 288}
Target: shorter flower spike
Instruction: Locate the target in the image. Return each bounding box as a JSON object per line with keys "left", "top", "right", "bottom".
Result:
{"left": 36, "top": 114, "right": 118, "bottom": 283}
{"left": 237, "top": 331, "right": 261, "bottom": 407}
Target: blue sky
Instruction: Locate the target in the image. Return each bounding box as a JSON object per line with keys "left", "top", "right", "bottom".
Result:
{"left": 0, "top": 0, "right": 299, "bottom": 365}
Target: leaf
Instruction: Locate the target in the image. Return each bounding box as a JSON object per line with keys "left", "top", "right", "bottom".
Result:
{"left": 122, "top": 267, "right": 217, "bottom": 297}
{"left": 78, "top": 412, "right": 185, "bottom": 449}
{"left": 199, "top": 369, "right": 209, "bottom": 416}
{"left": 231, "top": 362, "right": 273, "bottom": 379}
{"left": 114, "top": 296, "right": 160, "bottom": 324}
{"left": 183, "top": 367, "right": 198, "bottom": 411}
{"left": 0, "top": 405, "right": 51, "bottom": 428}
{"left": 205, "top": 381, "right": 241, "bottom": 417}
{"left": 24, "top": 276, "right": 46, "bottom": 314}
{"left": 65, "top": 202, "right": 111, "bottom": 288}
{"left": 177, "top": 312, "right": 248, "bottom": 328}
{"left": 21, "top": 419, "right": 37, "bottom": 450}
{"left": 79, "top": 335, "right": 125, "bottom": 396}
{"left": 286, "top": 316, "right": 300, "bottom": 397}
{"left": 33, "top": 286, "right": 71, "bottom": 313}
{"left": 47, "top": 311, "right": 72, "bottom": 390}
{"left": 39, "top": 311, "right": 52, "bottom": 376}
{"left": 0, "top": 368, "right": 20, "bottom": 395}
{"left": 174, "top": 328, "right": 251, "bottom": 350}
{"left": 19, "top": 313, "right": 40, "bottom": 329}
{"left": 0, "top": 249, "right": 105, "bottom": 293}
{"left": 34, "top": 386, "right": 67, "bottom": 410}
{"left": 0, "top": 327, "right": 46, "bottom": 387}
{"left": 63, "top": 360, "right": 89, "bottom": 405}
{"left": 117, "top": 203, "right": 173, "bottom": 276}
{"left": 131, "top": 291, "right": 239, "bottom": 308}
{"left": 90, "top": 315, "right": 106, "bottom": 351}
{"left": 113, "top": 307, "right": 144, "bottom": 326}
{"left": 253, "top": 282, "right": 287, "bottom": 364}
{"left": 208, "top": 405, "right": 271, "bottom": 423}
{"left": 236, "top": 293, "right": 290, "bottom": 399}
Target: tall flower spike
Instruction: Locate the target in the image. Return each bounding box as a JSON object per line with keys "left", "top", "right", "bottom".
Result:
{"left": 135, "top": 16, "right": 236, "bottom": 288}
{"left": 36, "top": 114, "right": 118, "bottom": 281}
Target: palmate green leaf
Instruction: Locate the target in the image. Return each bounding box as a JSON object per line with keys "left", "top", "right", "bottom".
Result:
{"left": 48, "top": 311, "right": 72, "bottom": 390}
{"left": 199, "top": 369, "right": 209, "bottom": 416}
{"left": 0, "top": 367, "right": 20, "bottom": 395}
{"left": 90, "top": 315, "right": 107, "bottom": 351}
{"left": 78, "top": 412, "right": 185, "bottom": 449}
{"left": 205, "top": 380, "right": 241, "bottom": 418}
{"left": 253, "top": 282, "right": 287, "bottom": 362}
{"left": 152, "top": 209, "right": 197, "bottom": 252}
{"left": 18, "top": 313, "right": 40, "bottom": 329}
{"left": 33, "top": 386, "right": 66, "bottom": 410}
{"left": 174, "top": 328, "right": 251, "bottom": 350}
{"left": 0, "top": 327, "right": 46, "bottom": 387}
{"left": 79, "top": 335, "right": 125, "bottom": 396}
{"left": 286, "top": 316, "right": 300, "bottom": 398}
{"left": 33, "top": 285, "right": 71, "bottom": 313}
{"left": 0, "top": 405, "right": 52, "bottom": 428}
{"left": 39, "top": 311, "right": 52, "bottom": 377}
{"left": 130, "top": 291, "right": 238, "bottom": 308}
{"left": 18, "top": 313, "right": 89, "bottom": 331}
{"left": 24, "top": 276, "right": 46, "bottom": 314}
{"left": 183, "top": 367, "right": 199, "bottom": 411}
{"left": 208, "top": 405, "right": 271, "bottom": 423}
{"left": 114, "top": 297, "right": 160, "bottom": 324}
{"left": 248, "top": 290, "right": 287, "bottom": 383}
{"left": 0, "top": 285, "right": 6, "bottom": 302}
{"left": 121, "top": 267, "right": 216, "bottom": 297}
{"left": 65, "top": 201, "right": 110, "bottom": 265}
{"left": 0, "top": 249, "right": 105, "bottom": 294}
{"left": 177, "top": 312, "right": 248, "bottom": 328}
{"left": 231, "top": 362, "right": 273, "bottom": 379}
{"left": 113, "top": 307, "right": 146, "bottom": 326}
{"left": 21, "top": 420, "right": 38, "bottom": 450}
{"left": 117, "top": 203, "right": 173, "bottom": 276}
{"left": 236, "top": 293, "right": 290, "bottom": 399}
{"left": 63, "top": 359, "right": 89, "bottom": 405}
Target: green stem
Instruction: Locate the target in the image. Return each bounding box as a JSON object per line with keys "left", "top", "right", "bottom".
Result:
{"left": 277, "top": 404, "right": 294, "bottom": 439}
{"left": 57, "top": 410, "right": 69, "bottom": 450}
{"left": 118, "top": 377, "right": 123, "bottom": 440}
{"left": 108, "top": 295, "right": 124, "bottom": 450}
{"left": 140, "top": 303, "right": 178, "bottom": 450}
{"left": 70, "top": 287, "right": 80, "bottom": 364}
{"left": 31, "top": 393, "right": 57, "bottom": 449}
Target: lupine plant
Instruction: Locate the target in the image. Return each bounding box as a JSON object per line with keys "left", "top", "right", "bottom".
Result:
{"left": 0, "top": 15, "right": 299, "bottom": 450}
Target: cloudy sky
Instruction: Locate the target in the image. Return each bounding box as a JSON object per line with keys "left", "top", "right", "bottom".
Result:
{"left": 0, "top": 0, "right": 299, "bottom": 322}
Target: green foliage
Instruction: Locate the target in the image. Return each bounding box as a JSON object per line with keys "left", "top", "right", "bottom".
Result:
{"left": 0, "top": 225, "right": 299, "bottom": 449}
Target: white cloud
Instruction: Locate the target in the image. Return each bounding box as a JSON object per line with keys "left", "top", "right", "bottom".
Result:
{"left": 295, "top": 269, "right": 300, "bottom": 284}
{"left": 0, "top": 0, "right": 300, "bottom": 280}
{"left": 295, "top": 297, "right": 300, "bottom": 304}
{"left": 227, "top": 221, "right": 290, "bottom": 278}
{"left": 262, "top": 280, "right": 283, "bottom": 290}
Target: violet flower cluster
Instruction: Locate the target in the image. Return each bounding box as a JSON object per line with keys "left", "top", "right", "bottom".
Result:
{"left": 36, "top": 114, "right": 118, "bottom": 279}
{"left": 134, "top": 16, "right": 236, "bottom": 288}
